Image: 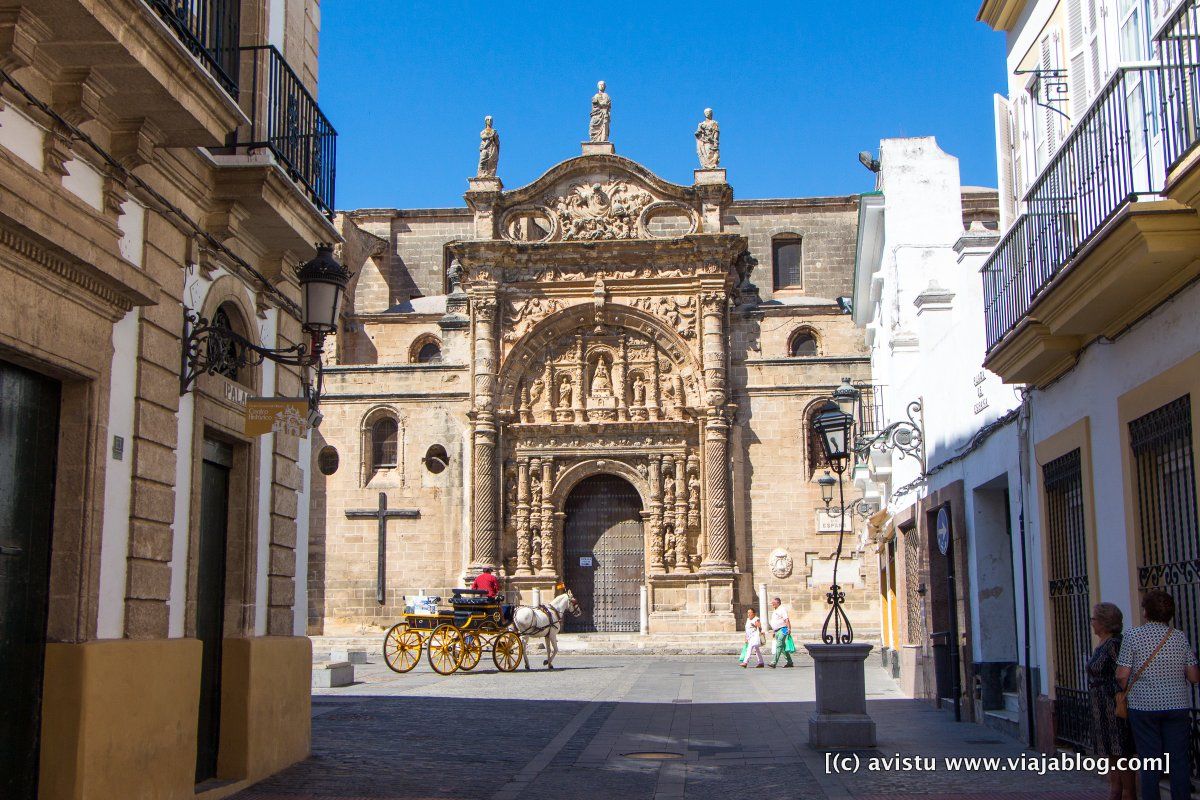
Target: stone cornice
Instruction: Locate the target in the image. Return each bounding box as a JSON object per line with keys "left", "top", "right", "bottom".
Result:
{"left": 448, "top": 233, "right": 747, "bottom": 270}
{"left": 500, "top": 154, "right": 697, "bottom": 207}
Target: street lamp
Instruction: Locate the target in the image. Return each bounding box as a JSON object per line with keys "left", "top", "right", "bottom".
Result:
{"left": 818, "top": 470, "right": 878, "bottom": 521}
{"left": 813, "top": 401, "right": 856, "bottom": 644}
{"left": 180, "top": 243, "right": 351, "bottom": 418}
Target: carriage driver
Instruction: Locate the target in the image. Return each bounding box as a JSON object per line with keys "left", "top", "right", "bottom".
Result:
{"left": 470, "top": 566, "right": 500, "bottom": 598}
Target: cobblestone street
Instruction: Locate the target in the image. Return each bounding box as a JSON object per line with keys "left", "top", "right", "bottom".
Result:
{"left": 232, "top": 655, "right": 1106, "bottom": 800}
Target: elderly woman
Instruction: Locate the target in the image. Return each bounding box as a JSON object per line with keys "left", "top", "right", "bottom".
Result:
{"left": 1117, "top": 589, "right": 1200, "bottom": 800}
{"left": 1089, "top": 602, "right": 1136, "bottom": 800}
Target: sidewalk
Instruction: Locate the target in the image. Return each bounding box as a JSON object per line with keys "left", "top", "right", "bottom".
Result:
{"left": 235, "top": 655, "right": 1107, "bottom": 799}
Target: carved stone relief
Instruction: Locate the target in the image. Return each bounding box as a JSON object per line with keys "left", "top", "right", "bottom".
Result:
{"left": 503, "top": 295, "right": 565, "bottom": 343}
{"left": 769, "top": 547, "right": 794, "bottom": 579}
{"left": 631, "top": 295, "right": 697, "bottom": 339}
{"left": 548, "top": 179, "right": 654, "bottom": 241}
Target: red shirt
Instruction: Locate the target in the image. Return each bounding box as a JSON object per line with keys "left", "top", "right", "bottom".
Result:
{"left": 471, "top": 572, "right": 499, "bottom": 598}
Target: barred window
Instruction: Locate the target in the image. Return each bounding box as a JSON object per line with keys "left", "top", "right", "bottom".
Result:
{"left": 416, "top": 342, "right": 442, "bottom": 364}
{"left": 772, "top": 236, "right": 803, "bottom": 289}
{"left": 371, "top": 417, "right": 399, "bottom": 469}
{"left": 789, "top": 330, "right": 818, "bottom": 357}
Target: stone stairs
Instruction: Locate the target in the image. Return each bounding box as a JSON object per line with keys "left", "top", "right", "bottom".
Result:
{"left": 312, "top": 630, "right": 881, "bottom": 660}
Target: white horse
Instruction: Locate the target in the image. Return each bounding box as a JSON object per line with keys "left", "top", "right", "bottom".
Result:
{"left": 510, "top": 590, "right": 581, "bottom": 670}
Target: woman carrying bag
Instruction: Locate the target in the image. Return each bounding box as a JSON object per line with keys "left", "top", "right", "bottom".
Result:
{"left": 739, "top": 608, "right": 765, "bottom": 668}
{"left": 1116, "top": 590, "right": 1200, "bottom": 800}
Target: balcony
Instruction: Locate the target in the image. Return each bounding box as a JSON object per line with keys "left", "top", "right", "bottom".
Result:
{"left": 982, "top": 63, "right": 1200, "bottom": 387}
{"left": 210, "top": 44, "right": 338, "bottom": 257}
{"left": 141, "top": 0, "right": 240, "bottom": 97}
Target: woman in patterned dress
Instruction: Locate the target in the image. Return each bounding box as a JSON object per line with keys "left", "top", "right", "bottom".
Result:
{"left": 1088, "top": 602, "right": 1136, "bottom": 800}
{"left": 1117, "top": 590, "right": 1200, "bottom": 800}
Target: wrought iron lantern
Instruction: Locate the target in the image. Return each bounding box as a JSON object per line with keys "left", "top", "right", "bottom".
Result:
{"left": 818, "top": 470, "right": 875, "bottom": 521}
{"left": 813, "top": 401, "right": 855, "bottom": 469}
{"left": 179, "top": 243, "right": 350, "bottom": 418}
{"left": 818, "top": 471, "right": 837, "bottom": 505}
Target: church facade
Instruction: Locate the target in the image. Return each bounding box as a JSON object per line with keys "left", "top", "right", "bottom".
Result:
{"left": 309, "top": 107, "right": 881, "bottom": 636}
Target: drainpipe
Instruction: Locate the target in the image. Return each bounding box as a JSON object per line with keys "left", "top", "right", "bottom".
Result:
{"left": 1016, "top": 388, "right": 1036, "bottom": 748}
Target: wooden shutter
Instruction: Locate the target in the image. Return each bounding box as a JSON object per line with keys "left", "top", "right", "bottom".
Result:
{"left": 994, "top": 94, "right": 1018, "bottom": 229}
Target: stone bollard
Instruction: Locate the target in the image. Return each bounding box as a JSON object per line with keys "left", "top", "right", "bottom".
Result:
{"left": 313, "top": 661, "right": 354, "bottom": 688}
{"left": 330, "top": 649, "right": 369, "bottom": 664}
{"left": 804, "top": 643, "right": 876, "bottom": 749}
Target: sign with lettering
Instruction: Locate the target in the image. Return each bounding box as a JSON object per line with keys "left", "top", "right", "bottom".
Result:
{"left": 223, "top": 378, "right": 249, "bottom": 406}
{"left": 579, "top": 556, "right": 594, "bottom": 567}
{"left": 972, "top": 371, "right": 990, "bottom": 415}
{"left": 245, "top": 398, "right": 310, "bottom": 437}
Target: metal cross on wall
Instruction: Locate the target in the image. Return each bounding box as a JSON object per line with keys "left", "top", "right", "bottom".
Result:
{"left": 345, "top": 492, "right": 420, "bottom": 605}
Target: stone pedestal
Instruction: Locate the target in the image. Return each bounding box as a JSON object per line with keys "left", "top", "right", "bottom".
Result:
{"left": 582, "top": 141, "right": 615, "bottom": 155}
{"left": 805, "top": 643, "right": 876, "bottom": 749}
{"left": 693, "top": 168, "right": 727, "bottom": 185}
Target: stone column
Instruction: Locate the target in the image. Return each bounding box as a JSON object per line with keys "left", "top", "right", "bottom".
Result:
{"left": 515, "top": 457, "right": 532, "bottom": 575}
{"left": 574, "top": 334, "right": 586, "bottom": 420}
{"left": 616, "top": 334, "right": 629, "bottom": 421}
{"left": 700, "top": 291, "right": 728, "bottom": 409}
{"left": 673, "top": 455, "right": 688, "bottom": 573}
{"left": 539, "top": 459, "right": 556, "bottom": 574}
{"left": 650, "top": 338, "right": 662, "bottom": 421}
{"left": 470, "top": 293, "right": 500, "bottom": 570}
{"left": 701, "top": 410, "right": 734, "bottom": 572}
{"left": 646, "top": 458, "right": 665, "bottom": 574}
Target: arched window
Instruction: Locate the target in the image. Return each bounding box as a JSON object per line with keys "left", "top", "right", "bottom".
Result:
{"left": 416, "top": 341, "right": 442, "bottom": 364}
{"left": 806, "top": 406, "right": 830, "bottom": 475}
{"left": 772, "top": 235, "right": 803, "bottom": 290}
{"left": 208, "top": 305, "right": 241, "bottom": 382}
{"left": 789, "top": 329, "right": 819, "bottom": 357}
{"left": 371, "top": 417, "right": 398, "bottom": 469}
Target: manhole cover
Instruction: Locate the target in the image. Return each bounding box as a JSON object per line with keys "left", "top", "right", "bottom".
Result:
{"left": 623, "top": 751, "right": 686, "bottom": 761}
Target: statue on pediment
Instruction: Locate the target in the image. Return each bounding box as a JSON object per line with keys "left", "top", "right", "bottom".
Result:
{"left": 477, "top": 115, "right": 499, "bottom": 178}
{"left": 695, "top": 108, "right": 719, "bottom": 169}
{"left": 589, "top": 81, "right": 611, "bottom": 142}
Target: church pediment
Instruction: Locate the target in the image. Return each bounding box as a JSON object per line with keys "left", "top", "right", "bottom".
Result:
{"left": 497, "top": 155, "right": 701, "bottom": 243}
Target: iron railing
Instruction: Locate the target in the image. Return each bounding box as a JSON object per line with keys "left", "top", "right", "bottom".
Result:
{"left": 1159, "top": 0, "right": 1200, "bottom": 169}
{"left": 1131, "top": 394, "right": 1200, "bottom": 779}
{"left": 143, "top": 0, "right": 240, "bottom": 97}
{"left": 241, "top": 45, "right": 337, "bottom": 218}
{"left": 1043, "top": 449, "right": 1094, "bottom": 753}
{"left": 982, "top": 67, "right": 1165, "bottom": 351}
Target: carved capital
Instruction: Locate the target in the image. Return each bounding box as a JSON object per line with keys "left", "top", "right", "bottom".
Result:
{"left": 0, "top": 8, "right": 50, "bottom": 76}
{"left": 51, "top": 68, "right": 114, "bottom": 128}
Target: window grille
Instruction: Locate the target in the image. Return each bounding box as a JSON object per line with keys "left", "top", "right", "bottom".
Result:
{"left": 1130, "top": 394, "right": 1199, "bottom": 777}
{"left": 904, "top": 527, "right": 923, "bottom": 644}
{"left": 1043, "top": 448, "right": 1093, "bottom": 751}
{"left": 371, "top": 418, "right": 399, "bottom": 469}
{"left": 772, "top": 237, "right": 802, "bottom": 289}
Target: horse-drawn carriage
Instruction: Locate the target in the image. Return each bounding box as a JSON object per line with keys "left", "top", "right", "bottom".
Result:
{"left": 382, "top": 589, "right": 525, "bottom": 674}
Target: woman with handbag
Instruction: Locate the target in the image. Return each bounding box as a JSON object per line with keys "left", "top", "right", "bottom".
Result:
{"left": 739, "top": 608, "right": 765, "bottom": 668}
{"left": 1088, "top": 602, "right": 1136, "bottom": 800}
{"left": 1116, "top": 589, "right": 1200, "bottom": 800}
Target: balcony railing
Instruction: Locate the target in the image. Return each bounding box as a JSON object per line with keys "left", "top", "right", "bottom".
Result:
{"left": 241, "top": 45, "right": 337, "bottom": 218}
{"left": 143, "top": 0, "right": 240, "bottom": 97}
{"left": 982, "top": 67, "right": 1165, "bottom": 350}
{"left": 1159, "top": 0, "right": 1200, "bottom": 169}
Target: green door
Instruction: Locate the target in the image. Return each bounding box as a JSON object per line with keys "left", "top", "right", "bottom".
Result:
{"left": 0, "top": 360, "right": 61, "bottom": 800}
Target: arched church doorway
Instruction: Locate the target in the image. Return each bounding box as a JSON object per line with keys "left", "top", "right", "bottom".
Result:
{"left": 562, "top": 474, "right": 644, "bottom": 632}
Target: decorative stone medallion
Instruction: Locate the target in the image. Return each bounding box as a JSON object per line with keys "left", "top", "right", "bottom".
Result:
{"left": 769, "top": 548, "right": 793, "bottom": 579}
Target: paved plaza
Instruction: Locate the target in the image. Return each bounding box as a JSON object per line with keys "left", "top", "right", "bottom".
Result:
{"left": 233, "top": 654, "right": 1107, "bottom": 800}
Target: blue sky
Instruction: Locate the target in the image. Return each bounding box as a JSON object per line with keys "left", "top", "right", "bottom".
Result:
{"left": 320, "top": 2, "right": 1008, "bottom": 211}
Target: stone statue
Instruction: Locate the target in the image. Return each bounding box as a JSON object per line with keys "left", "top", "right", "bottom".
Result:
{"left": 695, "top": 108, "right": 719, "bottom": 169}
{"left": 590, "top": 356, "right": 613, "bottom": 397}
{"left": 558, "top": 377, "right": 573, "bottom": 409}
{"left": 589, "top": 80, "right": 611, "bottom": 142}
{"left": 631, "top": 375, "right": 646, "bottom": 406}
{"left": 477, "top": 115, "right": 499, "bottom": 177}
{"left": 447, "top": 257, "right": 464, "bottom": 293}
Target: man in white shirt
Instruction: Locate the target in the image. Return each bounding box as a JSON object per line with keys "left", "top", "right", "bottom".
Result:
{"left": 768, "top": 596, "right": 794, "bottom": 668}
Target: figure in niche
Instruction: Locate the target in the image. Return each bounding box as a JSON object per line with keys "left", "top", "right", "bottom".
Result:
{"left": 631, "top": 375, "right": 646, "bottom": 407}
{"left": 589, "top": 80, "right": 611, "bottom": 142}
{"left": 530, "top": 378, "right": 545, "bottom": 410}
{"left": 477, "top": 115, "right": 499, "bottom": 177}
{"left": 687, "top": 472, "right": 700, "bottom": 527}
{"left": 557, "top": 376, "right": 573, "bottom": 409}
{"left": 590, "top": 356, "right": 613, "bottom": 398}
{"left": 663, "top": 523, "right": 677, "bottom": 570}
{"left": 695, "top": 108, "right": 720, "bottom": 169}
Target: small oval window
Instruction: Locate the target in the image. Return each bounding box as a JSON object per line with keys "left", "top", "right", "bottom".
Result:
{"left": 317, "top": 445, "right": 340, "bottom": 476}
{"left": 423, "top": 444, "right": 449, "bottom": 474}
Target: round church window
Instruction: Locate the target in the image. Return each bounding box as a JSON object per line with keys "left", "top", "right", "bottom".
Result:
{"left": 423, "top": 444, "right": 449, "bottom": 474}
{"left": 317, "top": 445, "right": 339, "bottom": 476}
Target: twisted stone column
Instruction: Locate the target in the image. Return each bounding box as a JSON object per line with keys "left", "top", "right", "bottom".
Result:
{"left": 647, "top": 457, "right": 666, "bottom": 574}
{"left": 673, "top": 455, "right": 688, "bottom": 573}
{"left": 702, "top": 411, "right": 734, "bottom": 572}
{"left": 539, "top": 459, "right": 556, "bottom": 574}
{"left": 515, "top": 458, "right": 532, "bottom": 575}
{"left": 472, "top": 413, "right": 499, "bottom": 569}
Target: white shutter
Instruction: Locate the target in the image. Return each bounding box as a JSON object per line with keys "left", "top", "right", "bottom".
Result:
{"left": 1014, "top": 95, "right": 1028, "bottom": 202}
{"left": 1068, "top": 0, "right": 1105, "bottom": 117}
{"left": 995, "top": 94, "right": 1017, "bottom": 230}
{"left": 1039, "top": 29, "right": 1066, "bottom": 158}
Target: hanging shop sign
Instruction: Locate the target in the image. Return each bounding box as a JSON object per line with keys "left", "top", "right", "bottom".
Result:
{"left": 245, "top": 398, "right": 310, "bottom": 437}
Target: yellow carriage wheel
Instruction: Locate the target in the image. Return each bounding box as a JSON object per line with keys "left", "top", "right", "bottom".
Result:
{"left": 492, "top": 631, "right": 524, "bottom": 672}
{"left": 383, "top": 624, "right": 422, "bottom": 674}
{"left": 427, "top": 624, "right": 462, "bottom": 675}
{"left": 457, "top": 632, "right": 483, "bottom": 671}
